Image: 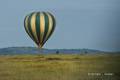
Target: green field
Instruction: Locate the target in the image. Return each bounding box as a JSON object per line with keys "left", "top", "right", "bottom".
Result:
{"left": 0, "top": 54, "right": 120, "bottom": 80}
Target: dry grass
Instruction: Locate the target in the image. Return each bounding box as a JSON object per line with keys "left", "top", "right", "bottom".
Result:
{"left": 0, "top": 54, "right": 120, "bottom": 80}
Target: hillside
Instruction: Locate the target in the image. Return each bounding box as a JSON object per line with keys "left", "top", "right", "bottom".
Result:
{"left": 0, "top": 47, "right": 114, "bottom": 55}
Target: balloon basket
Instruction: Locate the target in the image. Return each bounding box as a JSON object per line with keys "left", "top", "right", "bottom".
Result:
{"left": 38, "top": 48, "right": 43, "bottom": 51}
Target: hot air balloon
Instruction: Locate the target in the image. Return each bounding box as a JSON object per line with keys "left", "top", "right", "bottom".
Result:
{"left": 24, "top": 12, "right": 56, "bottom": 49}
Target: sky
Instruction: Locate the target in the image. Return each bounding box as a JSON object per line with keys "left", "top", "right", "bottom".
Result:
{"left": 0, "top": 0, "right": 120, "bottom": 52}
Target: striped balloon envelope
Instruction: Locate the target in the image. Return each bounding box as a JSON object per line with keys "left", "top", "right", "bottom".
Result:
{"left": 24, "top": 12, "right": 56, "bottom": 48}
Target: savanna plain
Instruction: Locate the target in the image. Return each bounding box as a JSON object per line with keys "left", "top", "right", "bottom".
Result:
{"left": 0, "top": 53, "right": 120, "bottom": 80}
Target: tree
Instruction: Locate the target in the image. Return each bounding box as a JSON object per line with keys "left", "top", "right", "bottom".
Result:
{"left": 85, "top": 51, "right": 87, "bottom": 54}
{"left": 56, "top": 51, "right": 59, "bottom": 54}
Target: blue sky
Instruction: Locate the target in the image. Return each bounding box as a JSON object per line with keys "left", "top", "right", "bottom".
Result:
{"left": 0, "top": 0, "right": 120, "bottom": 52}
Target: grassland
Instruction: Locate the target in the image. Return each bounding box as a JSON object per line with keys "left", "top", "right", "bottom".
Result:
{"left": 0, "top": 54, "right": 120, "bottom": 80}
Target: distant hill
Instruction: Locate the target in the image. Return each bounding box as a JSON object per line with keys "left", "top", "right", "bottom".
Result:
{"left": 0, "top": 47, "right": 119, "bottom": 55}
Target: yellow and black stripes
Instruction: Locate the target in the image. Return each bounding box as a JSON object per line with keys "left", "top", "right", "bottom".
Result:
{"left": 35, "top": 12, "right": 40, "bottom": 43}
{"left": 24, "top": 12, "right": 56, "bottom": 48}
